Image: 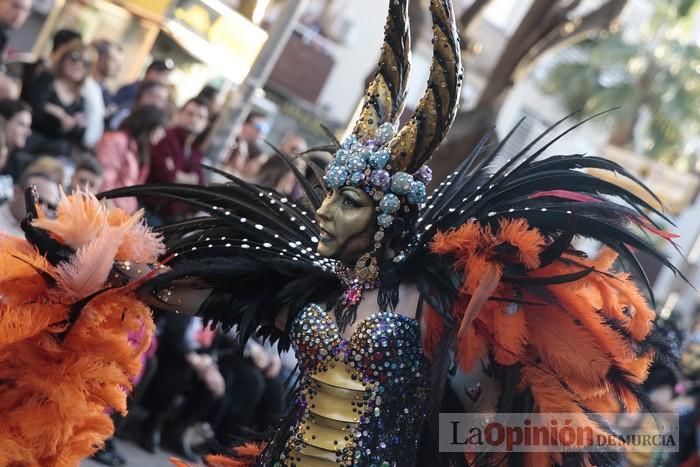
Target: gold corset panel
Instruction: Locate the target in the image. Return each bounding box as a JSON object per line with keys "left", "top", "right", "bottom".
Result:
{"left": 278, "top": 303, "right": 431, "bottom": 467}
{"left": 289, "top": 359, "right": 366, "bottom": 466}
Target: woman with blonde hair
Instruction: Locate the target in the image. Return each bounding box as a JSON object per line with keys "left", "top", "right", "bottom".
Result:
{"left": 23, "top": 38, "right": 96, "bottom": 158}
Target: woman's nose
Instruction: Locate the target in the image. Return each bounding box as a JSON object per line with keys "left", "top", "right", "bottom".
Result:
{"left": 316, "top": 196, "right": 332, "bottom": 221}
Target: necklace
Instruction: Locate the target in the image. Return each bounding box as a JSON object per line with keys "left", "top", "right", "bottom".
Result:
{"left": 334, "top": 253, "right": 380, "bottom": 332}
{"left": 336, "top": 252, "right": 380, "bottom": 306}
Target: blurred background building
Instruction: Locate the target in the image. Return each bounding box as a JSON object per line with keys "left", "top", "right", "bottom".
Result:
{"left": 5, "top": 0, "right": 389, "bottom": 146}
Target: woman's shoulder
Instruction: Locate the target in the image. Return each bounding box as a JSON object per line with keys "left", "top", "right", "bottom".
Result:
{"left": 34, "top": 69, "right": 54, "bottom": 87}
{"left": 396, "top": 283, "right": 421, "bottom": 318}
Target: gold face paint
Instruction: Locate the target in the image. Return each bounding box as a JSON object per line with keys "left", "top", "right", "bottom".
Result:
{"left": 315, "top": 187, "right": 376, "bottom": 264}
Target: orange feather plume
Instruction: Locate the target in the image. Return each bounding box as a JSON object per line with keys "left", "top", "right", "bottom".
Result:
{"left": 427, "top": 216, "right": 658, "bottom": 466}
{"left": 169, "top": 442, "right": 267, "bottom": 467}
{"left": 32, "top": 188, "right": 109, "bottom": 248}
{"left": 0, "top": 191, "right": 163, "bottom": 466}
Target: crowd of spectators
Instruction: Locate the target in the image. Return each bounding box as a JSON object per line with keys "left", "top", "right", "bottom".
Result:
{"left": 0, "top": 11, "right": 330, "bottom": 465}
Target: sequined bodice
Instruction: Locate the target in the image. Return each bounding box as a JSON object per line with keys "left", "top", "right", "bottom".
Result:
{"left": 273, "top": 303, "right": 430, "bottom": 466}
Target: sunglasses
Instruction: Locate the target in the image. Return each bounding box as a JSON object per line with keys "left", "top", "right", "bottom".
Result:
{"left": 67, "top": 51, "right": 92, "bottom": 67}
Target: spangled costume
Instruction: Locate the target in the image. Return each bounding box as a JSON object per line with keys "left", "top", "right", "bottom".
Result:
{"left": 0, "top": 0, "right": 684, "bottom": 466}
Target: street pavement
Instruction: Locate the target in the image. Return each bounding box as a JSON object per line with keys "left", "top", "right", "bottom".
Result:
{"left": 81, "top": 439, "right": 185, "bottom": 467}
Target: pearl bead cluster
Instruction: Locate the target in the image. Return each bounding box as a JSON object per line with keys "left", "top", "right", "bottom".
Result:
{"left": 323, "top": 123, "right": 432, "bottom": 232}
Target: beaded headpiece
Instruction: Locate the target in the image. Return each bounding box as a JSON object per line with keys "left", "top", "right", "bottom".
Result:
{"left": 323, "top": 0, "right": 463, "bottom": 249}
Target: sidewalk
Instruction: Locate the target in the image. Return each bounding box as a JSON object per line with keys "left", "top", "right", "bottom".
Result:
{"left": 81, "top": 439, "right": 183, "bottom": 467}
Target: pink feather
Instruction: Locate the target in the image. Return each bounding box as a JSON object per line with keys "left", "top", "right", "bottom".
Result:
{"left": 56, "top": 226, "right": 125, "bottom": 298}
{"left": 633, "top": 218, "right": 680, "bottom": 240}
{"left": 529, "top": 190, "right": 601, "bottom": 203}
{"left": 118, "top": 210, "right": 165, "bottom": 263}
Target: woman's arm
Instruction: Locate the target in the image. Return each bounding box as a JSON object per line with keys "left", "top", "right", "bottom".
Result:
{"left": 64, "top": 99, "right": 86, "bottom": 141}
{"left": 112, "top": 261, "right": 212, "bottom": 316}
{"left": 138, "top": 279, "right": 213, "bottom": 316}
{"left": 274, "top": 306, "right": 290, "bottom": 331}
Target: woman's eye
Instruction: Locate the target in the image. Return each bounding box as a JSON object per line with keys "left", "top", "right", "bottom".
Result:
{"left": 342, "top": 197, "right": 358, "bottom": 208}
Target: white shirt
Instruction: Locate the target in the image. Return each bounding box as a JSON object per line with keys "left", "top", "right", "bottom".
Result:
{"left": 82, "top": 77, "right": 106, "bottom": 148}
{"left": 0, "top": 202, "right": 23, "bottom": 237}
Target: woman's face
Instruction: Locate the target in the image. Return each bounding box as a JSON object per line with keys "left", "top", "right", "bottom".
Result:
{"left": 62, "top": 50, "right": 92, "bottom": 83}
{"left": 315, "top": 187, "right": 376, "bottom": 264}
{"left": 5, "top": 110, "right": 31, "bottom": 150}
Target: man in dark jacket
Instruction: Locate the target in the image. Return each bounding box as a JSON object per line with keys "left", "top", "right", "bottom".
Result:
{"left": 145, "top": 96, "right": 208, "bottom": 223}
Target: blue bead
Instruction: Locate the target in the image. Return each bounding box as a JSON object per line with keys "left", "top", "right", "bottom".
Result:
{"left": 377, "top": 213, "right": 394, "bottom": 228}
{"left": 325, "top": 166, "right": 348, "bottom": 189}
{"left": 335, "top": 148, "right": 351, "bottom": 165}
{"left": 350, "top": 172, "right": 365, "bottom": 185}
{"left": 346, "top": 155, "right": 367, "bottom": 173}
{"left": 406, "top": 181, "right": 426, "bottom": 205}
{"left": 369, "top": 149, "right": 391, "bottom": 169}
{"left": 379, "top": 193, "right": 400, "bottom": 213}
{"left": 390, "top": 172, "right": 414, "bottom": 195}
{"left": 376, "top": 122, "right": 395, "bottom": 144}
{"left": 342, "top": 135, "right": 358, "bottom": 149}
{"left": 358, "top": 147, "right": 373, "bottom": 162}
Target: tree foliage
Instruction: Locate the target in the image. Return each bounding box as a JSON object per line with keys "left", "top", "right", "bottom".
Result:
{"left": 429, "top": 0, "right": 630, "bottom": 184}
{"left": 543, "top": 2, "right": 700, "bottom": 162}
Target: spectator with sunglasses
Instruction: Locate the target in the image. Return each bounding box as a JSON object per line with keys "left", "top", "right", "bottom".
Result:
{"left": 22, "top": 155, "right": 63, "bottom": 185}
{"left": 20, "top": 29, "right": 81, "bottom": 105}
{"left": 23, "top": 39, "right": 96, "bottom": 158}
{"left": 0, "top": 169, "right": 59, "bottom": 237}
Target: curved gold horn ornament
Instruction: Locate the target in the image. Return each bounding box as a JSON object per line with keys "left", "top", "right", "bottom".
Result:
{"left": 388, "top": 0, "right": 463, "bottom": 173}
{"left": 323, "top": 0, "right": 462, "bottom": 235}
{"left": 352, "top": 0, "right": 412, "bottom": 140}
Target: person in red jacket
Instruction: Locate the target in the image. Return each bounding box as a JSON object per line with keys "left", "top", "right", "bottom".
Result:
{"left": 145, "top": 96, "right": 208, "bottom": 223}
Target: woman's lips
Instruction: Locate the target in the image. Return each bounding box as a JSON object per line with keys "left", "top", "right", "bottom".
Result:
{"left": 319, "top": 227, "right": 335, "bottom": 241}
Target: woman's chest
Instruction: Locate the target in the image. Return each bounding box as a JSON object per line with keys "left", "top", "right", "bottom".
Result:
{"left": 51, "top": 84, "right": 81, "bottom": 111}
{"left": 290, "top": 304, "right": 427, "bottom": 385}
